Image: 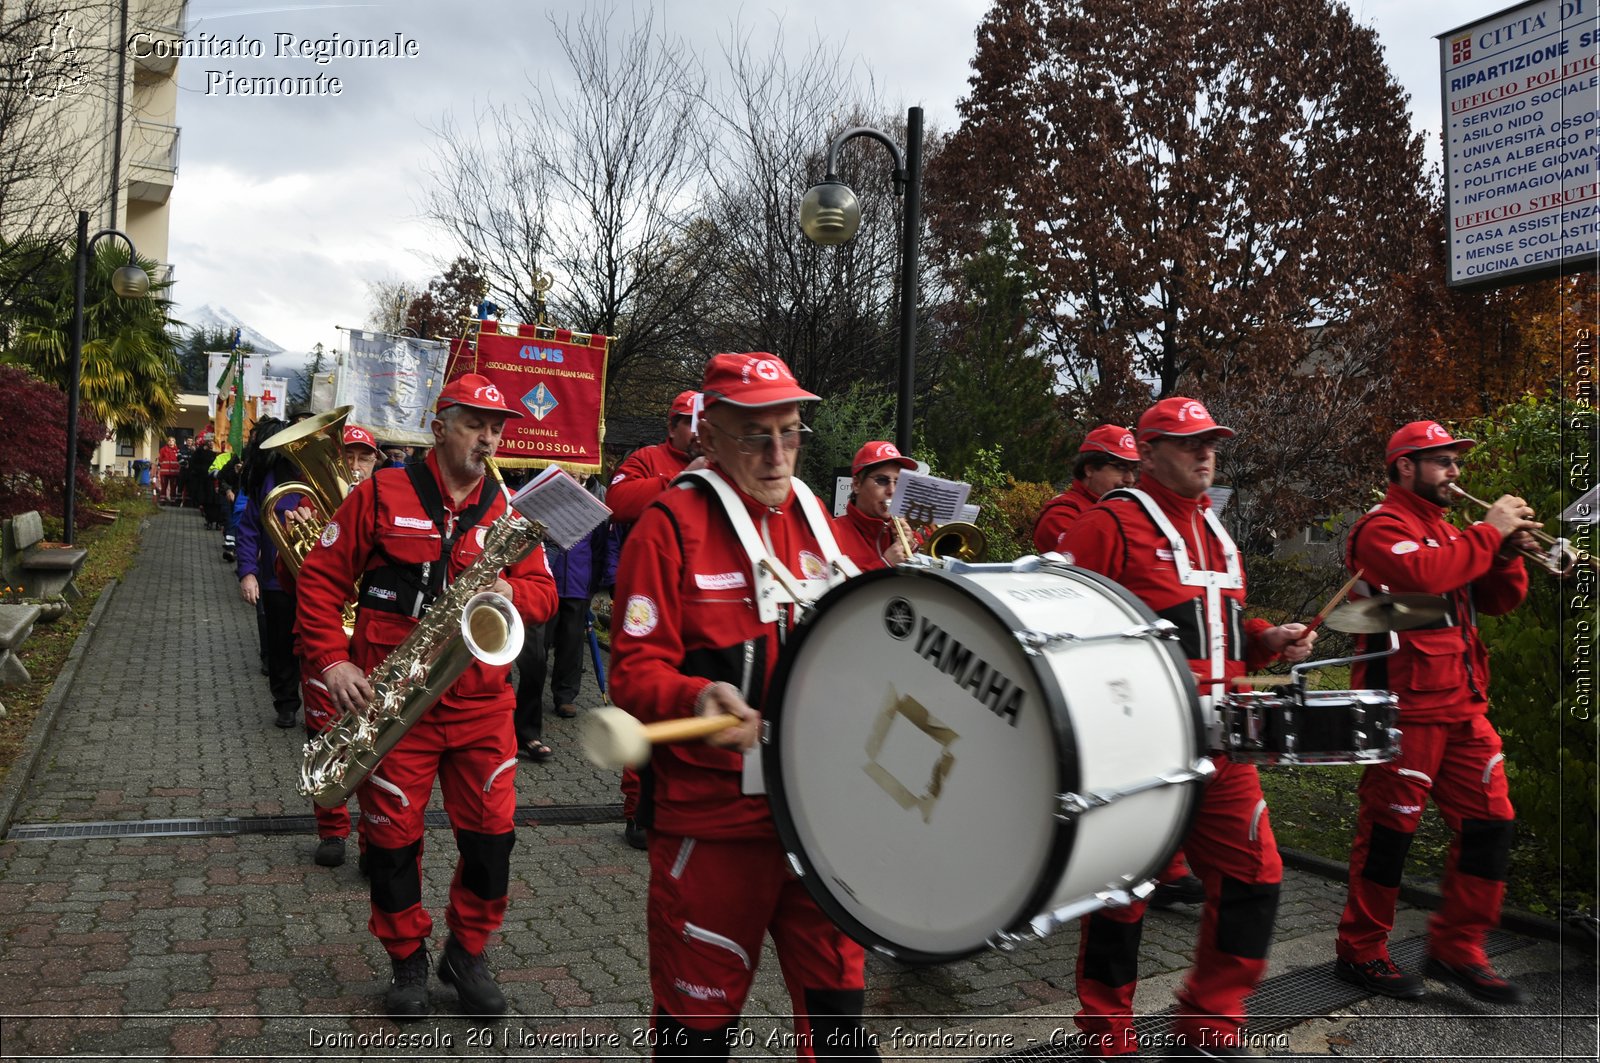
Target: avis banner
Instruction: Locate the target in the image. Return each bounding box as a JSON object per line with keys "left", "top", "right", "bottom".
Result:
{"left": 446, "top": 322, "right": 610, "bottom": 473}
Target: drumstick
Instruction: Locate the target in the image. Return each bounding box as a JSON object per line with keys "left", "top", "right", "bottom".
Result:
{"left": 1306, "top": 568, "right": 1364, "bottom": 634}
{"left": 580, "top": 706, "right": 743, "bottom": 769}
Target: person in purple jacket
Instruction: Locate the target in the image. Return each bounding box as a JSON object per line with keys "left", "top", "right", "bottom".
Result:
{"left": 514, "top": 469, "right": 610, "bottom": 760}
{"left": 235, "top": 418, "right": 304, "bottom": 729}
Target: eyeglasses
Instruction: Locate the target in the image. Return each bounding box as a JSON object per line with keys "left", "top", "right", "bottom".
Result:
{"left": 1161, "top": 435, "right": 1226, "bottom": 453}
{"left": 868, "top": 474, "right": 895, "bottom": 488}
{"left": 1417, "top": 456, "right": 1466, "bottom": 470}
{"left": 705, "top": 421, "right": 812, "bottom": 455}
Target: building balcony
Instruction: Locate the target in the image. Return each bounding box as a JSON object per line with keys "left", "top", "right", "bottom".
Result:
{"left": 130, "top": 23, "right": 181, "bottom": 78}
{"left": 127, "top": 120, "right": 179, "bottom": 204}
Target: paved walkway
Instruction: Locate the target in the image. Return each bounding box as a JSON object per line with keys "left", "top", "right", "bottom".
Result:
{"left": 0, "top": 508, "right": 1591, "bottom": 1059}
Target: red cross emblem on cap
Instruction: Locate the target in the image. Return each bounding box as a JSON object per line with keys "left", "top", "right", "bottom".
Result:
{"left": 1180, "top": 400, "right": 1207, "bottom": 422}
{"left": 754, "top": 360, "right": 782, "bottom": 381}
{"left": 1425, "top": 423, "right": 1448, "bottom": 440}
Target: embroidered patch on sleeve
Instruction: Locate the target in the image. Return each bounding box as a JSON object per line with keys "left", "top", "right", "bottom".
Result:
{"left": 622, "top": 595, "right": 659, "bottom": 637}
{"left": 319, "top": 522, "right": 340, "bottom": 548}
{"left": 1391, "top": 540, "right": 1420, "bottom": 555}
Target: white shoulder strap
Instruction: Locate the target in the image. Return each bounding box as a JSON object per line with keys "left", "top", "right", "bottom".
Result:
{"left": 679, "top": 469, "right": 854, "bottom": 623}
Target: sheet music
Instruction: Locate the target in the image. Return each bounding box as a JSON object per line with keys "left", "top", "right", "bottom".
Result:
{"left": 509, "top": 467, "right": 611, "bottom": 550}
{"left": 890, "top": 471, "right": 970, "bottom": 525}
{"left": 959, "top": 504, "right": 981, "bottom": 523}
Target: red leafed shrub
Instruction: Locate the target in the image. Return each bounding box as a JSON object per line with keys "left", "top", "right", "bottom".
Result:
{"left": 0, "top": 364, "right": 107, "bottom": 524}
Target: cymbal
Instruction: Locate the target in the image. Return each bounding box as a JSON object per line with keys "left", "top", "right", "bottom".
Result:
{"left": 1324, "top": 594, "right": 1450, "bottom": 634}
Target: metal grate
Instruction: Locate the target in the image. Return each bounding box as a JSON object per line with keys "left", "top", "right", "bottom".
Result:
{"left": 976, "top": 931, "right": 1533, "bottom": 1060}
{"left": 5, "top": 802, "right": 624, "bottom": 841}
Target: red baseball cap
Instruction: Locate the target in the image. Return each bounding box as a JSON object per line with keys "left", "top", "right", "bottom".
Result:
{"left": 1137, "top": 397, "right": 1235, "bottom": 441}
{"left": 1079, "top": 424, "right": 1140, "bottom": 461}
{"left": 669, "top": 390, "right": 699, "bottom": 417}
{"left": 1385, "top": 420, "right": 1476, "bottom": 463}
{"left": 436, "top": 373, "right": 524, "bottom": 418}
{"left": 341, "top": 425, "right": 379, "bottom": 452}
{"left": 851, "top": 441, "right": 917, "bottom": 476}
{"left": 701, "top": 353, "right": 819, "bottom": 408}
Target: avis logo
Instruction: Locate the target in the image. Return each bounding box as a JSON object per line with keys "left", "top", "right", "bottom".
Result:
{"left": 22, "top": 16, "right": 85, "bottom": 102}
{"left": 518, "top": 345, "right": 565, "bottom": 363}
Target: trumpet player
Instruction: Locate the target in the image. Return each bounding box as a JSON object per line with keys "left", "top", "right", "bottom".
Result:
{"left": 296, "top": 375, "right": 557, "bottom": 1020}
{"left": 832, "top": 440, "right": 920, "bottom": 570}
{"left": 1334, "top": 421, "right": 1541, "bottom": 1005}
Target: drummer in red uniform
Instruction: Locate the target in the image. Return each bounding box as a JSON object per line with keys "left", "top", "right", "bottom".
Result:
{"left": 607, "top": 389, "right": 705, "bottom": 850}
{"left": 609, "top": 352, "right": 874, "bottom": 1059}
{"left": 1059, "top": 396, "right": 1316, "bottom": 1058}
{"left": 1333, "top": 421, "right": 1536, "bottom": 1004}
{"left": 832, "top": 440, "right": 919, "bottom": 571}
{"left": 1033, "top": 425, "right": 1140, "bottom": 553}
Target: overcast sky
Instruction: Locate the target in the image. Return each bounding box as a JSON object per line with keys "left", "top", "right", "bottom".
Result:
{"left": 167, "top": 0, "right": 1513, "bottom": 360}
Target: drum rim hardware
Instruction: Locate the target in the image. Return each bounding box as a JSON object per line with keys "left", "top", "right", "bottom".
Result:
{"left": 1014, "top": 618, "right": 1180, "bottom": 655}
{"left": 1055, "top": 757, "right": 1216, "bottom": 821}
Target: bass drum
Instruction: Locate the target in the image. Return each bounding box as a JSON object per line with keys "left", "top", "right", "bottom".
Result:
{"left": 764, "top": 560, "right": 1206, "bottom": 965}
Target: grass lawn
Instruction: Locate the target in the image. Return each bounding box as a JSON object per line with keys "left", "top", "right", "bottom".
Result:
{"left": 0, "top": 494, "right": 156, "bottom": 789}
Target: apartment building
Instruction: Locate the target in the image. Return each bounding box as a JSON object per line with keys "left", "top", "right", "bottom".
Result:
{"left": 5, "top": 0, "right": 187, "bottom": 474}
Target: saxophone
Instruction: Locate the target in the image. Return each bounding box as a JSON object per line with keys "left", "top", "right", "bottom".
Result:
{"left": 299, "top": 509, "right": 545, "bottom": 807}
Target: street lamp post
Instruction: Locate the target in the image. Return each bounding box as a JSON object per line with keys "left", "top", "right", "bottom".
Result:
{"left": 799, "top": 106, "right": 924, "bottom": 453}
{"left": 64, "top": 209, "right": 150, "bottom": 545}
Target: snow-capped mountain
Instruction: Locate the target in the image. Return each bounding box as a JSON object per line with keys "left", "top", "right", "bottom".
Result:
{"left": 179, "top": 304, "right": 286, "bottom": 355}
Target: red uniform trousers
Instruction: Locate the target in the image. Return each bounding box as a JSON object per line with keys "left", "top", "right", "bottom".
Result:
{"left": 1075, "top": 758, "right": 1282, "bottom": 1056}
{"left": 1337, "top": 715, "right": 1514, "bottom": 967}
{"left": 358, "top": 706, "right": 519, "bottom": 959}
{"left": 648, "top": 832, "right": 867, "bottom": 1056}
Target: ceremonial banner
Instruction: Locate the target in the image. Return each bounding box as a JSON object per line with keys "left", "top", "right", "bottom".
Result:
{"left": 337, "top": 330, "right": 453, "bottom": 446}
{"left": 259, "top": 376, "right": 289, "bottom": 420}
{"left": 447, "top": 322, "right": 610, "bottom": 472}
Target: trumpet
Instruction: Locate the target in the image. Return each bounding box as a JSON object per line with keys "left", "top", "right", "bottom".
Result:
{"left": 1447, "top": 483, "right": 1598, "bottom": 577}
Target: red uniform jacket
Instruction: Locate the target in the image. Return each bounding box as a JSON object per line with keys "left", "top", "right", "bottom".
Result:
{"left": 1059, "top": 476, "right": 1276, "bottom": 691}
{"left": 610, "top": 476, "right": 830, "bottom": 839}
{"left": 831, "top": 502, "right": 914, "bottom": 572}
{"left": 1033, "top": 481, "right": 1096, "bottom": 553}
{"left": 1346, "top": 485, "right": 1527, "bottom": 723}
{"left": 158, "top": 444, "right": 180, "bottom": 477}
{"left": 607, "top": 441, "right": 693, "bottom": 523}
{"left": 295, "top": 453, "right": 557, "bottom": 713}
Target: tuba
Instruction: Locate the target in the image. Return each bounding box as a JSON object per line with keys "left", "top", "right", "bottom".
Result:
{"left": 299, "top": 509, "right": 543, "bottom": 806}
{"left": 260, "top": 407, "right": 358, "bottom": 629}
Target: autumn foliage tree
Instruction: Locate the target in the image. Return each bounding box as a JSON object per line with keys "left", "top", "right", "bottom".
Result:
{"left": 930, "top": 0, "right": 1435, "bottom": 543}
{"left": 0, "top": 364, "right": 105, "bottom": 522}
{"left": 404, "top": 257, "right": 489, "bottom": 340}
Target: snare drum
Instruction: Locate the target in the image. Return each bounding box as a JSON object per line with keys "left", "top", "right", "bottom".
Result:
{"left": 763, "top": 559, "right": 1207, "bottom": 964}
{"left": 1218, "top": 688, "right": 1399, "bottom": 766}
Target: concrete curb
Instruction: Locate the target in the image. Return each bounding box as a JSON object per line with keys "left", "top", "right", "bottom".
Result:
{"left": 0, "top": 578, "right": 118, "bottom": 838}
{"left": 1279, "top": 844, "right": 1567, "bottom": 943}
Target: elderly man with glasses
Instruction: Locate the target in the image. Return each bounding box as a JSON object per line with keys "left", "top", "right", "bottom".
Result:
{"left": 832, "top": 440, "right": 921, "bottom": 571}
{"left": 1059, "top": 396, "right": 1316, "bottom": 1059}
{"left": 1333, "top": 421, "right": 1539, "bottom": 1006}
{"left": 609, "top": 352, "right": 875, "bottom": 1059}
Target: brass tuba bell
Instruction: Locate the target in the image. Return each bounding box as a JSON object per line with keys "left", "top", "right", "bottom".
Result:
{"left": 259, "top": 407, "right": 359, "bottom": 629}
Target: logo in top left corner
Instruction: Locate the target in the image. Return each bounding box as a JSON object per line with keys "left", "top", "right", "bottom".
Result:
{"left": 23, "top": 17, "right": 85, "bottom": 102}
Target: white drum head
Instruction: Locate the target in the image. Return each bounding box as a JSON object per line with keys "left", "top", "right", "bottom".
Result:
{"left": 766, "top": 567, "right": 1080, "bottom": 962}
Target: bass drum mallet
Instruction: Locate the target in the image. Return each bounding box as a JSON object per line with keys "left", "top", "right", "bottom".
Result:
{"left": 580, "top": 706, "right": 742, "bottom": 770}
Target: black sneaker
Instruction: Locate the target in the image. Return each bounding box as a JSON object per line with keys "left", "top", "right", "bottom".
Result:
{"left": 623, "top": 817, "right": 647, "bottom": 851}
{"left": 274, "top": 707, "right": 297, "bottom": 728}
{"left": 1149, "top": 873, "right": 1205, "bottom": 909}
{"left": 313, "top": 836, "right": 346, "bottom": 868}
{"left": 1425, "top": 956, "right": 1526, "bottom": 1004}
{"left": 1335, "top": 955, "right": 1425, "bottom": 999}
{"left": 385, "top": 945, "right": 430, "bottom": 1020}
{"left": 438, "top": 934, "right": 506, "bottom": 1016}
